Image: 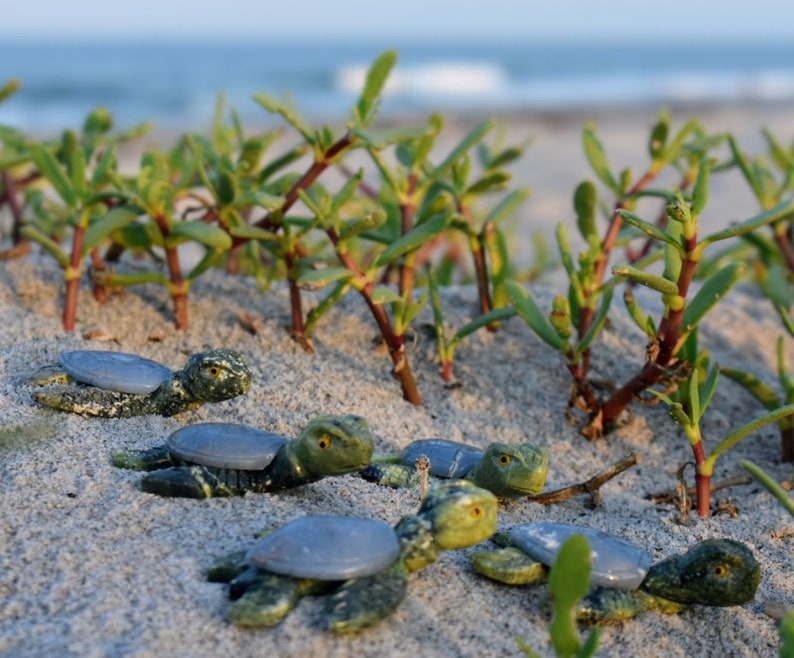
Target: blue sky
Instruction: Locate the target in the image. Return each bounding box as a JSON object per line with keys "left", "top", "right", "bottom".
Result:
{"left": 2, "top": 0, "right": 793, "bottom": 40}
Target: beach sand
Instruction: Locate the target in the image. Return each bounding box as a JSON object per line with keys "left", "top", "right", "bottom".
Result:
{"left": 1, "top": 104, "right": 793, "bottom": 657}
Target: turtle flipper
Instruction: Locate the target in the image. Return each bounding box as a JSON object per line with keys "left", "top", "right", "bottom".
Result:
{"left": 112, "top": 446, "right": 173, "bottom": 471}
{"left": 326, "top": 563, "right": 408, "bottom": 634}
{"left": 577, "top": 587, "right": 685, "bottom": 622}
{"left": 207, "top": 551, "right": 248, "bottom": 583}
{"left": 140, "top": 465, "right": 235, "bottom": 498}
{"left": 471, "top": 546, "right": 548, "bottom": 585}
{"left": 359, "top": 462, "right": 421, "bottom": 489}
{"left": 227, "top": 570, "right": 330, "bottom": 628}
{"left": 33, "top": 386, "right": 147, "bottom": 418}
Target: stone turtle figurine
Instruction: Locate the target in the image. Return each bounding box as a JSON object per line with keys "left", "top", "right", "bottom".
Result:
{"left": 113, "top": 414, "right": 374, "bottom": 498}
{"left": 207, "top": 479, "right": 498, "bottom": 633}
{"left": 359, "top": 438, "right": 550, "bottom": 498}
{"left": 29, "top": 348, "right": 251, "bottom": 417}
{"left": 472, "top": 521, "right": 760, "bottom": 622}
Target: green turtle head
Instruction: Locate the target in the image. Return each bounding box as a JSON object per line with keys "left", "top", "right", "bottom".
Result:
{"left": 642, "top": 538, "right": 760, "bottom": 606}
{"left": 294, "top": 414, "right": 375, "bottom": 476}
{"left": 419, "top": 480, "right": 498, "bottom": 551}
{"left": 469, "top": 442, "right": 549, "bottom": 498}
{"left": 181, "top": 348, "right": 252, "bottom": 402}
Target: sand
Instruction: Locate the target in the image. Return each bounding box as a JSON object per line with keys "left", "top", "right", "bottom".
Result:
{"left": 1, "top": 104, "right": 793, "bottom": 658}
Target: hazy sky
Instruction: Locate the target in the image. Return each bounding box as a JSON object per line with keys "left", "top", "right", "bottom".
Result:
{"left": 1, "top": 0, "right": 792, "bottom": 41}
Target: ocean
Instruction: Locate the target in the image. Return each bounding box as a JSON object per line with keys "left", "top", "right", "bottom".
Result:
{"left": 1, "top": 38, "right": 794, "bottom": 132}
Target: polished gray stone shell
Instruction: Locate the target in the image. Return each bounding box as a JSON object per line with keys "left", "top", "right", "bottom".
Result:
{"left": 401, "top": 439, "right": 484, "bottom": 479}
{"left": 510, "top": 521, "right": 653, "bottom": 590}
{"left": 245, "top": 515, "right": 401, "bottom": 580}
{"left": 59, "top": 351, "right": 172, "bottom": 395}
{"left": 166, "top": 423, "right": 288, "bottom": 470}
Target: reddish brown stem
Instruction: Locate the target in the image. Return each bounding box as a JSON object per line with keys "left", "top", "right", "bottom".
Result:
{"left": 63, "top": 224, "right": 87, "bottom": 331}
{"left": 781, "top": 426, "right": 794, "bottom": 463}
{"left": 691, "top": 439, "right": 711, "bottom": 517}
{"left": 89, "top": 248, "right": 109, "bottom": 304}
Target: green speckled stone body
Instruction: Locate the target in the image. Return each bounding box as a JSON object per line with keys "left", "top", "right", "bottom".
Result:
{"left": 29, "top": 348, "right": 251, "bottom": 417}
{"left": 113, "top": 415, "right": 375, "bottom": 498}
{"left": 360, "top": 439, "right": 550, "bottom": 498}
{"left": 207, "top": 480, "right": 498, "bottom": 634}
{"left": 472, "top": 523, "right": 760, "bottom": 623}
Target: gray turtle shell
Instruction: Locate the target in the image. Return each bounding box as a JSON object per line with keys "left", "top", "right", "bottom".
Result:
{"left": 166, "top": 423, "right": 288, "bottom": 470}
{"left": 246, "top": 515, "right": 401, "bottom": 580}
{"left": 59, "top": 351, "right": 172, "bottom": 395}
{"left": 401, "top": 439, "right": 484, "bottom": 479}
{"left": 511, "top": 521, "right": 653, "bottom": 590}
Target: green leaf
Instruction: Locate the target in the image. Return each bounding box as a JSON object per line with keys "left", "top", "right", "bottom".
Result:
{"left": 574, "top": 181, "right": 598, "bottom": 240}
{"left": 186, "top": 247, "right": 225, "bottom": 280}
{"left": 83, "top": 206, "right": 141, "bottom": 253}
{"left": 296, "top": 266, "right": 353, "bottom": 290}
{"left": 576, "top": 285, "right": 614, "bottom": 356}
{"left": 426, "top": 119, "right": 494, "bottom": 184}
{"left": 682, "top": 262, "right": 744, "bottom": 336}
{"left": 623, "top": 288, "right": 654, "bottom": 336}
{"left": 215, "top": 169, "right": 237, "bottom": 207}
{"left": 338, "top": 209, "right": 387, "bottom": 241}
{"left": 170, "top": 221, "right": 232, "bottom": 249}
{"left": 374, "top": 209, "right": 451, "bottom": 266}
{"left": 487, "top": 144, "right": 527, "bottom": 170}
{"left": 69, "top": 141, "right": 88, "bottom": 198}
{"left": 354, "top": 124, "right": 430, "bottom": 148}
{"left": 0, "top": 78, "right": 21, "bottom": 104}
{"left": 548, "top": 534, "right": 592, "bottom": 658}
{"left": 648, "top": 112, "right": 669, "bottom": 162}
{"left": 354, "top": 50, "right": 397, "bottom": 126}
{"left": 740, "top": 460, "right": 794, "bottom": 519}
{"left": 695, "top": 366, "right": 720, "bottom": 424}
{"left": 90, "top": 142, "right": 118, "bottom": 187}
{"left": 29, "top": 144, "right": 77, "bottom": 208}
{"left": 707, "top": 404, "right": 794, "bottom": 471}
{"left": 728, "top": 135, "right": 763, "bottom": 200}
{"left": 761, "top": 127, "right": 793, "bottom": 170}
{"left": 720, "top": 367, "right": 781, "bottom": 411}
{"left": 448, "top": 307, "right": 517, "bottom": 351}
{"left": 465, "top": 171, "right": 510, "bottom": 196}
{"left": 253, "top": 93, "right": 315, "bottom": 144}
{"left": 612, "top": 265, "right": 679, "bottom": 295}
{"left": 20, "top": 225, "right": 70, "bottom": 268}
{"left": 689, "top": 158, "right": 711, "bottom": 216}
{"left": 583, "top": 124, "right": 619, "bottom": 193}
{"left": 227, "top": 224, "right": 279, "bottom": 242}
{"left": 506, "top": 281, "right": 564, "bottom": 350}
{"left": 483, "top": 188, "right": 530, "bottom": 225}
{"left": 617, "top": 209, "right": 684, "bottom": 253}
{"left": 370, "top": 286, "right": 402, "bottom": 304}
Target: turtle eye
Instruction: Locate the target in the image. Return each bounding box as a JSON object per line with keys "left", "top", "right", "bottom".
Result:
{"left": 317, "top": 435, "right": 332, "bottom": 450}
{"left": 713, "top": 564, "right": 728, "bottom": 577}
{"left": 498, "top": 454, "right": 511, "bottom": 466}
{"left": 470, "top": 505, "right": 483, "bottom": 518}
{"left": 207, "top": 366, "right": 221, "bottom": 378}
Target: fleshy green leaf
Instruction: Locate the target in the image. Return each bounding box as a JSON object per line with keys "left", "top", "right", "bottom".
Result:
{"left": 296, "top": 266, "right": 353, "bottom": 290}
{"left": 20, "top": 225, "right": 70, "bottom": 268}
{"left": 29, "top": 144, "right": 77, "bottom": 208}
{"left": 617, "top": 209, "right": 684, "bottom": 253}
{"left": 574, "top": 181, "right": 598, "bottom": 240}
{"left": 375, "top": 210, "right": 451, "bottom": 266}
{"left": 740, "top": 460, "right": 794, "bottom": 518}
{"left": 720, "top": 367, "right": 781, "bottom": 411}
{"left": 370, "top": 286, "right": 402, "bottom": 304}
{"left": 576, "top": 285, "right": 614, "bottom": 356}
{"left": 83, "top": 206, "right": 141, "bottom": 253}
{"left": 0, "top": 78, "right": 21, "bottom": 104}
{"left": 612, "top": 265, "right": 679, "bottom": 295}
{"left": 426, "top": 119, "right": 494, "bottom": 184}
{"left": 506, "top": 281, "right": 564, "bottom": 350}
{"left": 169, "top": 221, "right": 232, "bottom": 249}
{"left": 583, "top": 124, "right": 619, "bottom": 193}
{"left": 483, "top": 188, "right": 530, "bottom": 225}
{"left": 253, "top": 93, "right": 315, "bottom": 144}
{"left": 682, "top": 262, "right": 744, "bottom": 336}
{"left": 355, "top": 50, "right": 397, "bottom": 126}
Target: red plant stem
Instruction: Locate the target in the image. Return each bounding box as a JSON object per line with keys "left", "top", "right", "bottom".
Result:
{"left": 283, "top": 250, "right": 307, "bottom": 343}
{"left": 782, "top": 426, "right": 794, "bottom": 463}
{"left": 152, "top": 212, "right": 188, "bottom": 330}
{"left": 63, "top": 224, "right": 86, "bottom": 331}
{"left": 598, "top": 238, "right": 698, "bottom": 427}
{"left": 89, "top": 248, "right": 109, "bottom": 304}
{"left": 1, "top": 171, "right": 24, "bottom": 243}
{"left": 327, "top": 226, "right": 422, "bottom": 405}
{"left": 691, "top": 439, "right": 711, "bottom": 517}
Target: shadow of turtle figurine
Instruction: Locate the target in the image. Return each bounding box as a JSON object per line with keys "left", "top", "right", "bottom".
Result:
{"left": 472, "top": 521, "right": 760, "bottom": 622}
{"left": 28, "top": 348, "right": 251, "bottom": 417}
{"left": 207, "top": 479, "right": 498, "bottom": 633}
{"left": 113, "top": 414, "right": 374, "bottom": 498}
{"left": 359, "top": 438, "right": 550, "bottom": 498}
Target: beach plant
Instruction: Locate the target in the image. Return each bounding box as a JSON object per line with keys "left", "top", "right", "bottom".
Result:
{"left": 517, "top": 534, "right": 600, "bottom": 658}
{"left": 651, "top": 356, "right": 794, "bottom": 516}
{"left": 507, "top": 114, "right": 794, "bottom": 439}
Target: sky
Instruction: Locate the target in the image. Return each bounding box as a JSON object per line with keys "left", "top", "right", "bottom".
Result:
{"left": 1, "top": 0, "right": 793, "bottom": 41}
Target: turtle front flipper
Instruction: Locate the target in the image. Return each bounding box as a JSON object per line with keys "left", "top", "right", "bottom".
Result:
{"left": 359, "top": 462, "right": 421, "bottom": 488}
{"left": 227, "top": 571, "right": 330, "bottom": 628}
{"left": 112, "top": 446, "right": 174, "bottom": 471}
{"left": 140, "top": 465, "right": 235, "bottom": 498}
{"left": 471, "top": 546, "right": 548, "bottom": 585}
{"left": 33, "top": 386, "right": 150, "bottom": 418}
{"left": 577, "top": 587, "right": 687, "bottom": 623}
{"left": 326, "top": 562, "right": 409, "bottom": 634}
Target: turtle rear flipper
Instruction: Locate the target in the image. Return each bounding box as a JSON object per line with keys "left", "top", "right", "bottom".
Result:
{"left": 326, "top": 563, "right": 408, "bottom": 634}
{"left": 359, "top": 462, "right": 420, "bottom": 488}
{"left": 113, "top": 446, "right": 173, "bottom": 471}
{"left": 141, "top": 465, "right": 234, "bottom": 498}
{"left": 577, "top": 587, "right": 686, "bottom": 623}
{"left": 33, "top": 387, "right": 147, "bottom": 418}
{"left": 471, "top": 546, "right": 547, "bottom": 585}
